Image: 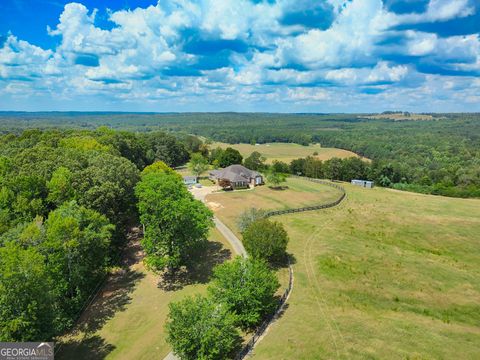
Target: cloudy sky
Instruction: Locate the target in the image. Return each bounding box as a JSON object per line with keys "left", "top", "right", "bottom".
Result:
{"left": 0, "top": 0, "right": 479, "bottom": 112}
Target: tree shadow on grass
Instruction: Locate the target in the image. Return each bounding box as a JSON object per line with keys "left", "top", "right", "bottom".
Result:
{"left": 273, "top": 302, "right": 290, "bottom": 322}
{"left": 268, "top": 185, "right": 289, "bottom": 190}
{"left": 270, "top": 252, "right": 297, "bottom": 271}
{"left": 158, "top": 240, "right": 232, "bottom": 291}
{"left": 56, "top": 267, "right": 144, "bottom": 359}
{"left": 56, "top": 335, "right": 115, "bottom": 360}
{"left": 76, "top": 269, "right": 145, "bottom": 334}
{"left": 56, "top": 236, "right": 145, "bottom": 360}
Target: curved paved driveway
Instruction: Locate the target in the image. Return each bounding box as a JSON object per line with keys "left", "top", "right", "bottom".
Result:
{"left": 213, "top": 217, "right": 247, "bottom": 257}
{"left": 190, "top": 186, "right": 247, "bottom": 257}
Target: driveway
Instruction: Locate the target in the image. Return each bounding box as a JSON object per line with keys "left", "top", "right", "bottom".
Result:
{"left": 189, "top": 185, "right": 218, "bottom": 202}
{"left": 190, "top": 185, "right": 247, "bottom": 257}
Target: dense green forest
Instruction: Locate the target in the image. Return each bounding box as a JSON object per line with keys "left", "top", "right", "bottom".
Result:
{"left": 0, "top": 128, "right": 192, "bottom": 341}
{"left": 1, "top": 112, "right": 478, "bottom": 197}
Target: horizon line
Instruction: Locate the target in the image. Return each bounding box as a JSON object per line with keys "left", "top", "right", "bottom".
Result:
{"left": 1, "top": 111, "right": 479, "bottom": 115}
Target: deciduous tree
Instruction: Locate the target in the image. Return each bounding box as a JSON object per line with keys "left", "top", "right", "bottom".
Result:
{"left": 237, "top": 207, "right": 266, "bottom": 233}
{"left": 218, "top": 147, "right": 243, "bottom": 168}
{"left": 42, "top": 201, "right": 114, "bottom": 328}
{"left": 0, "top": 242, "right": 54, "bottom": 341}
{"left": 47, "top": 167, "right": 74, "bottom": 206}
{"left": 243, "top": 218, "right": 289, "bottom": 264}
{"left": 244, "top": 151, "right": 265, "bottom": 171}
{"left": 208, "top": 257, "right": 280, "bottom": 330}
{"left": 166, "top": 295, "right": 241, "bottom": 360}
{"left": 188, "top": 153, "right": 209, "bottom": 177}
{"left": 135, "top": 170, "right": 213, "bottom": 271}
{"left": 266, "top": 169, "right": 287, "bottom": 188}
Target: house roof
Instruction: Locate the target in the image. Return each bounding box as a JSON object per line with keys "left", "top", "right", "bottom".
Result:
{"left": 210, "top": 164, "right": 261, "bottom": 183}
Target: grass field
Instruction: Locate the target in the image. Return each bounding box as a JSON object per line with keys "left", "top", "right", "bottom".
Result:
{"left": 209, "top": 182, "right": 480, "bottom": 359}
{"left": 205, "top": 177, "right": 343, "bottom": 238}
{"left": 360, "top": 113, "right": 439, "bottom": 121}
{"left": 57, "top": 228, "right": 233, "bottom": 360}
{"left": 211, "top": 142, "right": 363, "bottom": 164}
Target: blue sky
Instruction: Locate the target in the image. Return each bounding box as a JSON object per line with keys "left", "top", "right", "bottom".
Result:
{"left": 0, "top": 0, "right": 479, "bottom": 112}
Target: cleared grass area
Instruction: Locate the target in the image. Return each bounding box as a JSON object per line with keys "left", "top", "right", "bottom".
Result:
{"left": 211, "top": 142, "right": 362, "bottom": 164}
{"left": 210, "top": 181, "right": 480, "bottom": 359}
{"left": 360, "top": 113, "right": 438, "bottom": 121}
{"left": 56, "top": 228, "right": 233, "bottom": 360}
{"left": 175, "top": 166, "right": 215, "bottom": 187}
{"left": 205, "top": 177, "right": 343, "bottom": 238}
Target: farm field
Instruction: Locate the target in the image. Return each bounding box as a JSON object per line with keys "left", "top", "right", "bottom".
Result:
{"left": 360, "top": 113, "right": 438, "bottom": 121}
{"left": 208, "top": 181, "right": 480, "bottom": 359}
{"left": 211, "top": 142, "right": 362, "bottom": 164}
{"left": 56, "top": 228, "right": 233, "bottom": 360}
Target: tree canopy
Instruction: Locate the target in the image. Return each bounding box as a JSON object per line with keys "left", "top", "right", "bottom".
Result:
{"left": 0, "top": 128, "right": 197, "bottom": 341}
{"left": 243, "top": 218, "right": 289, "bottom": 264}
{"left": 166, "top": 295, "right": 241, "bottom": 360}
{"left": 244, "top": 151, "right": 266, "bottom": 171}
{"left": 218, "top": 147, "right": 243, "bottom": 168}
{"left": 0, "top": 242, "right": 54, "bottom": 341}
{"left": 208, "top": 257, "right": 280, "bottom": 331}
{"left": 266, "top": 168, "right": 287, "bottom": 188}
{"left": 135, "top": 167, "right": 213, "bottom": 271}
{"left": 0, "top": 201, "right": 114, "bottom": 338}
{"left": 237, "top": 207, "right": 267, "bottom": 233}
{"left": 188, "top": 153, "right": 209, "bottom": 177}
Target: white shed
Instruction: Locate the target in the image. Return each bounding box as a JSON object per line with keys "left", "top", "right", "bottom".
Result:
{"left": 183, "top": 176, "right": 198, "bottom": 185}
{"left": 351, "top": 179, "right": 374, "bottom": 188}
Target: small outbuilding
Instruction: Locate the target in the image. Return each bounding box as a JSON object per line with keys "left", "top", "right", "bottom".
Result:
{"left": 351, "top": 179, "right": 374, "bottom": 188}
{"left": 183, "top": 176, "right": 198, "bottom": 186}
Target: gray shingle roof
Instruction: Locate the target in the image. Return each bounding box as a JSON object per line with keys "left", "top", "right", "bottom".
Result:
{"left": 210, "top": 164, "right": 261, "bottom": 183}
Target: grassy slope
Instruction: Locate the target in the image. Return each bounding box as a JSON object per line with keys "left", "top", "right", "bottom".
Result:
{"left": 211, "top": 142, "right": 361, "bottom": 164}
{"left": 57, "top": 228, "right": 233, "bottom": 360}
{"left": 210, "top": 182, "right": 480, "bottom": 359}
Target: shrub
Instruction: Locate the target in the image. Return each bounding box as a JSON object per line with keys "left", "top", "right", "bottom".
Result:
{"left": 237, "top": 207, "right": 267, "bottom": 233}
{"left": 266, "top": 170, "right": 287, "bottom": 188}
{"left": 242, "top": 218, "right": 289, "bottom": 264}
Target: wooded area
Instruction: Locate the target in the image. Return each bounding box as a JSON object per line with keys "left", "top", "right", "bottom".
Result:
{"left": 0, "top": 128, "right": 191, "bottom": 341}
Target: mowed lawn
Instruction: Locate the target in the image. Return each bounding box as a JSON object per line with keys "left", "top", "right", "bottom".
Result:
{"left": 57, "top": 228, "right": 233, "bottom": 360}
{"left": 211, "top": 142, "right": 362, "bottom": 164}
{"left": 205, "top": 177, "right": 343, "bottom": 237}
{"left": 210, "top": 181, "right": 480, "bottom": 359}
{"left": 175, "top": 166, "right": 216, "bottom": 186}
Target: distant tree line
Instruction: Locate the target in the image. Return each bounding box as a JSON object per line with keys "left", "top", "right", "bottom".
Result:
{"left": 271, "top": 155, "right": 480, "bottom": 197}
{"left": 179, "top": 114, "right": 480, "bottom": 198}
{"left": 2, "top": 112, "right": 478, "bottom": 197}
